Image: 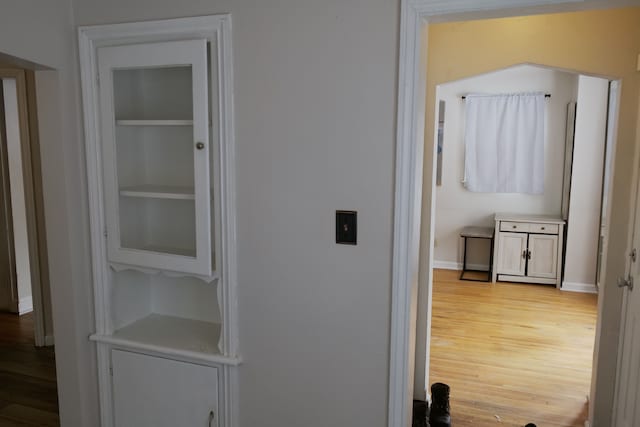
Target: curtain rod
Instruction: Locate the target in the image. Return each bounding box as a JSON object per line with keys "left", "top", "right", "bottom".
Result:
{"left": 461, "top": 93, "right": 551, "bottom": 100}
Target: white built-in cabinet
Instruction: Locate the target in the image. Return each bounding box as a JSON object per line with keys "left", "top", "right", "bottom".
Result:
{"left": 492, "top": 213, "right": 565, "bottom": 287}
{"left": 79, "top": 15, "right": 238, "bottom": 427}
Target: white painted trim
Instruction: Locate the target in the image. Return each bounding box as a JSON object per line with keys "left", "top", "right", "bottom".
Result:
{"left": 389, "top": 3, "right": 425, "bottom": 426}
{"left": 433, "top": 260, "right": 490, "bottom": 271}
{"left": 411, "top": 0, "right": 582, "bottom": 15}
{"left": 2, "top": 80, "right": 33, "bottom": 317}
{"left": 562, "top": 281, "right": 599, "bottom": 294}
{"left": 391, "top": 2, "right": 595, "bottom": 426}
{"left": 90, "top": 333, "right": 242, "bottom": 367}
{"left": 18, "top": 295, "right": 33, "bottom": 315}
{"left": 44, "top": 335, "right": 55, "bottom": 346}
{"left": 0, "top": 74, "right": 46, "bottom": 346}
{"left": 78, "top": 29, "right": 115, "bottom": 427}
{"left": 499, "top": 274, "right": 557, "bottom": 285}
{"left": 215, "top": 15, "right": 240, "bottom": 359}
{"left": 78, "top": 15, "right": 238, "bottom": 427}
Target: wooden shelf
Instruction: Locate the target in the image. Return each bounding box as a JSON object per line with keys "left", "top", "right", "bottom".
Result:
{"left": 116, "top": 119, "right": 193, "bottom": 126}
{"left": 119, "top": 185, "right": 195, "bottom": 200}
{"left": 90, "top": 314, "right": 240, "bottom": 367}
{"left": 115, "top": 314, "right": 220, "bottom": 354}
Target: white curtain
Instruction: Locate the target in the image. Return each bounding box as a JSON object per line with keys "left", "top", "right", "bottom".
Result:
{"left": 464, "top": 92, "right": 545, "bottom": 194}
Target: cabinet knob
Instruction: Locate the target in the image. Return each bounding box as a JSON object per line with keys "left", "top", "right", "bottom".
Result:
{"left": 512, "top": 225, "right": 516, "bottom": 229}
{"left": 541, "top": 227, "right": 545, "bottom": 230}
{"left": 196, "top": 142, "right": 205, "bottom": 150}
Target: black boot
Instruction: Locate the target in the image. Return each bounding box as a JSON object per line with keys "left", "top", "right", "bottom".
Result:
{"left": 429, "top": 383, "right": 451, "bottom": 427}
{"left": 412, "top": 400, "right": 429, "bottom": 427}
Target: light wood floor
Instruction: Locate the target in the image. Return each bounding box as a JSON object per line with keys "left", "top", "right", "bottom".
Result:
{"left": 429, "top": 269, "right": 598, "bottom": 427}
{"left": 0, "top": 312, "right": 59, "bottom": 426}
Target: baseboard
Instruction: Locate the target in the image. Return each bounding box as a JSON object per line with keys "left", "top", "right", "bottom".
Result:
{"left": 44, "top": 335, "right": 55, "bottom": 346}
{"left": 433, "top": 260, "right": 490, "bottom": 271}
{"left": 562, "top": 281, "right": 598, "bottom": 294}
{"left": 18, "top": 296, "right": 33, "bottom": 315}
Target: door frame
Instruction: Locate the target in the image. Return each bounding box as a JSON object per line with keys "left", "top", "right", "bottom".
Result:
{"left": 388, "top": 1, "right": 620, "bottom": 426}
{"left": 0, "top": 78, "right": 18, "bottom": 314}
{"left": 596, "top": 81, "right": 622, "bottom": 289}
{"left": 611, "top": 83, "right": 640, "bottom": 427}
{"left": 0, "top": 69, "right": 47, "bottom": 346}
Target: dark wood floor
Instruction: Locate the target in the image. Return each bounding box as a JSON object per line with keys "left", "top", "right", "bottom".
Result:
{"left": 429, "top": 269, "right": 598, "bottom": 427}
{"left": 0, "top": 312, "right": 59, "bottom": 426}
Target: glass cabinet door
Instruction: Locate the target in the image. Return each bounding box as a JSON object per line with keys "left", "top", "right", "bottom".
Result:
{"left": 97, "top": 39, "right": 213, "bottom": 277}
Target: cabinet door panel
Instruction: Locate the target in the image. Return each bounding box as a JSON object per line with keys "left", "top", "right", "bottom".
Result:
{"left": 112, "top": 350, "right": 218, "bottom": 427}
{"left": 528, "top": 234, "right": 558, "bottom": 279}
{"left": 98, "top": 39, "right": 212, "bottom": 277}
{"left": 496, "top": 232, "right": 527, "bottom": 276}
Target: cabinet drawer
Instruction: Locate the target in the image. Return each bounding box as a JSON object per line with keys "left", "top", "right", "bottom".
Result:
{"left": 530, "top": 223, "right": 559, "bottom": 234}
{"left": 500, "top": 222, "right": 530, "bottom": 232}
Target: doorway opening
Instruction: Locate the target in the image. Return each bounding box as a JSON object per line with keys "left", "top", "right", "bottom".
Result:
{"left": 0, "top": 58, "right": 58, "bottom": 425}
{"left": 426, "top": 63, "right": 618, "bottom": 426}
{"left": 387, "top": 6, "right": 640, "bottom": 427}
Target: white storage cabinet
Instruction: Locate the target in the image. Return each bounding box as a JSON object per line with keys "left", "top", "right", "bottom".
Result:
{"left": 79, "top": 15, "right": 239, "bottom": 427}
{"left": 492, "top": 213, "right": 565, "bottom": 287}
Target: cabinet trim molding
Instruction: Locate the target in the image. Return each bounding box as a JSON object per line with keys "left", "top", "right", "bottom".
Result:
{"left": 91, "top": 334, "right": 242, "bottom": 367}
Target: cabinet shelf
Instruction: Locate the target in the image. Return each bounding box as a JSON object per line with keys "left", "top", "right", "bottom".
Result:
{"left": 139, "top": 244, "right": 196, "bottom": 258}
{"left": 119, "top": 185, "right": 195, "bottom": 200}
{"left": 90, "top": 314, "right": 240, "bottom": 366}
{"left": 116, "top": 119, "right": 194, "bottom": 126}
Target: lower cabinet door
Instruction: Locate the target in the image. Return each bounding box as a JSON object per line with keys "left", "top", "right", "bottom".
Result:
{"left": 527, "top": 234, "right": 558, "bottom": 279}
{"left": 112, "top": 350, "right": 218, "bottom": 427}
{"left": 496, "top": 232, "right": 527, "bottom": 276}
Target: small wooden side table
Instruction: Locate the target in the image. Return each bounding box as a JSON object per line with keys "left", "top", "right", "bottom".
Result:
{"left": 460, "top": 226, "right": 495, "bottom": 282}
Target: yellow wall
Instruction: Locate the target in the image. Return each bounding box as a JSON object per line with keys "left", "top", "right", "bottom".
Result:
{"left": 420, "top": 8, "right": 640, "bottom": 425}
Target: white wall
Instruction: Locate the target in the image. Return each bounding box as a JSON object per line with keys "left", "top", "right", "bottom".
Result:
{"left": 73, "top": 1, "right": 397, "bottom": 426}
{"left": 0, "top": 3, "right": 624, "bottom": 427}
{"left": 0, "top": 1, "right": 100, "bottom": 426}
{"left": 434, "top": 65, "right": 578, "bottom": 268}
{"left": 564, "top": 75, "right": 609, "bottom": 288}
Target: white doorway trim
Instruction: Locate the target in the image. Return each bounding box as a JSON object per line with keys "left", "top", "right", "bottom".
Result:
{"left": 0, "top": 70, "right": 47, "bottom": 347}
{"left": 388, "top": 1, "right": 598, "bottom": 426}
{"left": 2, "top": 78, "right": 34, "bottom": 317}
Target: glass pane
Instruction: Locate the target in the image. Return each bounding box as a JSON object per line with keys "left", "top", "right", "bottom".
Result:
{"left": 115, "top": 126, "right": 195, "bottom": 188}
{"left": 111, "top": 65, "right": 197, "bottom": 257}
{"left": 113, "top": 66, "right": 193, "bottom": 120}
{"left": 119, "top": 197, "right": 197, "bottom": 258}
